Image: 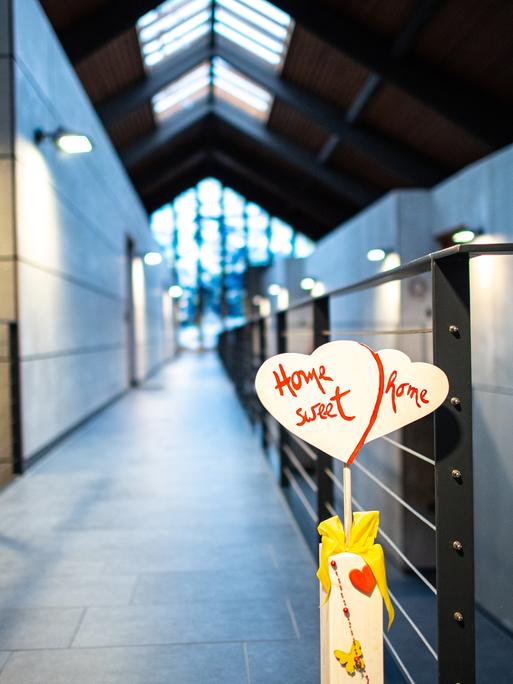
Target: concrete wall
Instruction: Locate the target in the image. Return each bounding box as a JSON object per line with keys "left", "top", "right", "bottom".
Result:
{"left": 259, "top": 143, "right": 513, "bottom": 629}
{"left": 0, "top": 0, "right": 17, "bottom": 483}
{"left": 1, "top": 0, "right": 175, "bottom": 466}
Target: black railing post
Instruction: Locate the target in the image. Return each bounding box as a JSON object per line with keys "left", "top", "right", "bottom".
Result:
{"left": 276, "top": 310, "right": 288, "bottom": 487}
{"left": 313, "top": 295, "right": 333, "bottom": 524}
{"left": 8, "top": 322, "right": 23, "bottom": 475}
{"left": 258, "top": 317, "right": 268, "bottom": 451}
{"left": 432, "top": 253, "right": 475, "bottom": 684}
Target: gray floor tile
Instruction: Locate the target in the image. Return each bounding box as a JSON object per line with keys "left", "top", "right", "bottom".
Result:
{"left": 132, "top": 566, "right": 317, "bottom": 606}
{"left": 0, "top": 353, "right": 319, "bottom": 679}
{"left": 286, "top": 591, "right": 321, "bottom": 638}
{"left": 0, "top": 643, "right": 247, "bottom": 684}
{"left": 246, "top": 639, "right": 319, "bottom": 684}
{"left": 0, "top": 607, "right": 84, "bottom": 649}
{"left": 0, "top": 575, "right": 137, "bottom": 609}
{"left": 72, "top": 598, "right": 297, "bottom": 648}
{"left": 0, "top": 654, "right": 10, "bottom": 673}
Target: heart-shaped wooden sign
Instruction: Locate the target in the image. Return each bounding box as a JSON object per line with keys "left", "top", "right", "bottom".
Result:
{"left": 255, "top": 341, "right": 449, "bottom": 464}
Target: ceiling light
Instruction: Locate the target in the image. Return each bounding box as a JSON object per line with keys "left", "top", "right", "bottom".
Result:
{"left": 367, "top": 248, "right": 388, "bottom": 262}
{"left": 168, "top": 284, "right": 183, "bottom": 298}
{"left": 300, "top": 276, "right": 316, "bottom": 291}
{"left": 35, "top": 128, "right": 93, "bottom": 154}
{"left": 144, "top": 251, "right": 163, "bottom": 265}
{"left": 452, "top": 229, "right": 476, "bottom": 244}
{"left": 267, "top": 283, "right": 281, "bottom": 296}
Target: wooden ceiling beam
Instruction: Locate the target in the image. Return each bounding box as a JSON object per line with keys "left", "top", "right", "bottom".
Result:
{"left": 99, "top": 43, "right": 213, "bottom": 125}
{"left": 134, "top": 139, "right": 348, "bottom": 227}
{"left": 122, "top": 102, "right": 211, "bottom": 167}
{"left": 122, "top": 100, "right": 380, "bottom": 208}
{"left": 212, "top": 101, "right": 378, "bottom": 207}
{"left": 104, "top": 39, "right": 444, "bottom": 185}
{"left": 318, "top": 0, "right": 445, "bottom": 164}
{"left": 272, "top": 0, "right": 513, "bottom": 148}
{"left": 60, "top": 0, "right": 161, "bottom": 63}
{"left": 142, "top": 153, "right": 324, "bottom": 236}
{"left": 210, "top": 150, "right": 349, "bottom": 227}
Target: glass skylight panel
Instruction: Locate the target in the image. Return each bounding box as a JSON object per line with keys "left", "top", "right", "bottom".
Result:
{"left": 137, "top": 0, "right": 211, "bottom": 69}
{"left": 139, "top": 0, "right": 293, "bottom": 71}
{"left": 152, "top": 63, "right": 210, "bottom": 121}
{"left": 213, "top": 58, "right": 273, "bottom": 121}
{"left": 214, "top": 0, "right": 293, "bottom": 69}
{"left": 216, "top": 0, "right": 288, "bottom": 39}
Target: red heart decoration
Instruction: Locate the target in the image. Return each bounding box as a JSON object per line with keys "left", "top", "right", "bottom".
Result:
{"left": 349, "top": 564, "right": 376, "bottom": 595}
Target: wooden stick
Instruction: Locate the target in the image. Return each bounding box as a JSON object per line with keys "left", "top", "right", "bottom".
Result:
{"left": 343, "top": 463, "right": 352, "bottom": 543}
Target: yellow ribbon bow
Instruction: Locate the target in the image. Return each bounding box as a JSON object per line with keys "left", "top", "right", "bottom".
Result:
{"left": 317, "top": 512, "right": 395, "bottom": 630}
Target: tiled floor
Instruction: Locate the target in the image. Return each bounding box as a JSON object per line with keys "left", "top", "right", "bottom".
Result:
{"left": 0, "top": 352, "right": 319, "bottom": 683}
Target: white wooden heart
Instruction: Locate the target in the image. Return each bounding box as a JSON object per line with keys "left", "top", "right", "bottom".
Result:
{"left": 255, "top": 341, "right": 449, "bottom": 464}
{"left": 255, "top": 341, "right": 384, "bottom": 464}
{"left": 366, "top": 348, "right": 449, "bottom": 442}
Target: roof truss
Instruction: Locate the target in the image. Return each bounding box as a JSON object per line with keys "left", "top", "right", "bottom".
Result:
{"left": 122, "top": 100, "right": 380, "bottom": 208}
{"left": 271, "top": 0, "right": 513, "bottom": 148}
{"left": 134, "top": 139, "right": 350, "bottom": 228}
{"left": 99, "top": 39, "right": 446, "bottom": 185}
{"left": 141, "top": 152, "right": 331, "bottom": 237}
{"left": 59, "top": 0, "right": 513, "bottom": 149}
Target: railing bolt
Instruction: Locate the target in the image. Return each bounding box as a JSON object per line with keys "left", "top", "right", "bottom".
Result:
{"left": 448, "top": 324, "right": 459, "bottom": 335}
{"left": 452, "top": 540, "right": 463, "bottom": 551}
{"left": 450, "top": 396, "right": 461, "bottom": 407}
{"left": 453, "top": 611, "right": 464, "bottom": 623}
{"left": 451, "top": 468, "right": 462, "bottom": 480}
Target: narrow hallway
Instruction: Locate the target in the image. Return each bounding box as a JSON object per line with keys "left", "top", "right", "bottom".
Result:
{"left": 0, "top": 353, "right": 318, "bottom": 683}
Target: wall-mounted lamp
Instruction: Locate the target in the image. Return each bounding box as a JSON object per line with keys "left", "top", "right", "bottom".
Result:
{"left": 437, "top": 225, "right": 484, "bottom": 248}
{"left": 143, "top": 251, "right": 163, "bottom": 266}
{"left": 311, "top": 281, "right": 326, "bottom": 298}
{"left": 35, "top": 127, "right": 93, "bottom": 154}
{"left": 300, "top": 276, "right": 317, "bottom": 291}
{"left": 168, "top": 285, "right": 183, "bottom": 299}
{"left": 267, "top": 283, "right": 281, "bottom": 296}
{"left": 367, "top": 248, "right": 391, "bottom": 262}
{"left": 451, "top": 227, "right": 482, "bottom": 244}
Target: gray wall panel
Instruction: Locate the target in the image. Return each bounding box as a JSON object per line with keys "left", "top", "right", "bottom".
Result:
{"left": 10, "top": 0, "right": 175, "bottom": 462}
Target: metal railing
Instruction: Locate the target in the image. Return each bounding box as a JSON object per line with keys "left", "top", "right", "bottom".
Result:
{"left": 219, "top": 244, "right": 513, "bottom": 684}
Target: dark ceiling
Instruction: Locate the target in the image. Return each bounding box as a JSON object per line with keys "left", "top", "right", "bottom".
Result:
{"left": 40, "top": 0, "right": 513, "bottom": 240}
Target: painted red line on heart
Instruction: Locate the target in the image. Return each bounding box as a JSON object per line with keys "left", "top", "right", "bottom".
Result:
{"left": 346, "top": 344, "right": 385, "bottom": 465}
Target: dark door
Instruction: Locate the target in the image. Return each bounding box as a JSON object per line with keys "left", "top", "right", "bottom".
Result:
{"left": 125, "top": 237, "right": 137, "bottom": 386}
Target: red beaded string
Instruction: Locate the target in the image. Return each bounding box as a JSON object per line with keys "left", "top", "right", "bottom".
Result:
{"left": 331, "top": 560, "right": 370, "bottom": 684}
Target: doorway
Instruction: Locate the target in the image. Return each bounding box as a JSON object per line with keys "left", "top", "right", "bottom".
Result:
{"left": 125, "top": 237, "right": 137, "bottom": 387}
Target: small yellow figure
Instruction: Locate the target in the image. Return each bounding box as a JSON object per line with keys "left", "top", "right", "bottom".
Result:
{"left": 334, "top": 639, "right": 365, "bottom": 675}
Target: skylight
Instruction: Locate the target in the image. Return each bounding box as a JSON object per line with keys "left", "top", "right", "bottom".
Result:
{"left": 152, "top": 57, "right": 273, "bottom": 122}
{"left": 213, "top": 58, "right": 273, "bottom": 120}
{"left": 137, "top": 0, "right": 293, "bottom": 71}
{"left": 152, "top": 62, "right": 210, "bottom": 122}
{"left": 137, "top": 0, "right": 211, "bottom": 69}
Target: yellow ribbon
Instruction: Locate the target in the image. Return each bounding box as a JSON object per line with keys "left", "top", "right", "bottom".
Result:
{"left": 317, "top": 512, "right": 395, "bottom": 630}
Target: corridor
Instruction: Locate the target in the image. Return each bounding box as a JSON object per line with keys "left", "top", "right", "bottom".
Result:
{"left": 0, "top": 353, "right": 319, "bottom": 683}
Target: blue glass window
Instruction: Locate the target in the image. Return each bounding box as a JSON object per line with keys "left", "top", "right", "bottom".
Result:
{"left": 150, "top": 177, "right": 314, "bottom": 348}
